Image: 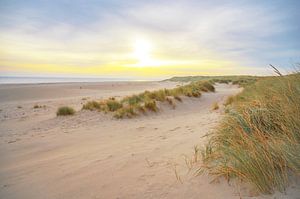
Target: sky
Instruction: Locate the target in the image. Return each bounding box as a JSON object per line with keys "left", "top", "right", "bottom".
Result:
{"left": 0, "top": 0, "right": 299, "bottom": 79}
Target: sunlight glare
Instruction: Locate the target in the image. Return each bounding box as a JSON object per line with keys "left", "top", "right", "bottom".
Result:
{"left": 133, "top": 39, "right": 155, "bottom": 67}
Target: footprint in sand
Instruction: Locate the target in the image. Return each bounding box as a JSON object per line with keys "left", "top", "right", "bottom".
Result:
{"left": 7, "top": 138, "right": 21, "bottom": 144}
{"left": 160, "top": 136, "right": 167, "bottom": 140}
{"left": 137, "top": 126, "right": 145, "bottom": 130}
{"left": 170, "top": 127, "right": 180, "bottom": 131}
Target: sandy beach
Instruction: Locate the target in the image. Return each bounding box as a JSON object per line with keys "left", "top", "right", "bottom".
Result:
{"left": 0, "top": 81, "right": 298, "bottom": 199}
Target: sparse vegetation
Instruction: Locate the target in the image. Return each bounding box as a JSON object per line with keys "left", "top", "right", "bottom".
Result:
{"left": 106, "top": 99, "right": 123, "bottom": 112}
{"left": 165, "top": 75, "right": 259, "bottom": 87}
{"left": 201, "top": 72, "right": 300, "bottom": 194}
{"left": 33, "top": 104, "right": 42, "bottom": 109}
{"left": 114, "top": 105, "right": 137, "bottom": 119}
{"left": 82, "top": 100, "right": 101, "bottom": 111}
{"left": 82, "top": 80, "right": 215, "bottom": 118}
{"left": 144, "top": 100, "right": 158, "bottom": 112}
{"left": 56, "top": 106, "right": 75, "bottom": 116}
{"left": 211, "top": 102, "right": 219, "bottom": 110}
{"left": 122, "top": 94, "right": 143, "bottom": 105}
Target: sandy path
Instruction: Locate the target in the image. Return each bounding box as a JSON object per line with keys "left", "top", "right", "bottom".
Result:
{"left": 0, "top": 83, "right": 298, "bottom": 199}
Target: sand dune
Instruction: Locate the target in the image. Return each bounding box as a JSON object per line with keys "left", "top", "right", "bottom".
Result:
{"left": 0, "top": 82, "right": 298, "bottom": 199}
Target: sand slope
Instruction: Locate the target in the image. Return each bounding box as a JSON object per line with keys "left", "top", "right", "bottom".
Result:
{"left": 0, "top": 82, "right": 298, "bottom": 199}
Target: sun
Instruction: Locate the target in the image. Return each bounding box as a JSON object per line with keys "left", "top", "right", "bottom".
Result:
{"left": 133, "top": 38, "right": 155, "bottom": 67}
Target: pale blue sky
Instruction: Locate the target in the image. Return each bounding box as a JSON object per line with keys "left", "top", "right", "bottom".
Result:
{"left": 0, "top": 0, "right": 299, "bottom": 77}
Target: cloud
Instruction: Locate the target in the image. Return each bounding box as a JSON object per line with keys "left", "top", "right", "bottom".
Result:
{"left": 0, "top": 0, "right": 299, "bottom": 77}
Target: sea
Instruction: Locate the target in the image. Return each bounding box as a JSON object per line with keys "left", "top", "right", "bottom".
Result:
{"left": 0, "top": 76, "right": 150, "bottom": 84}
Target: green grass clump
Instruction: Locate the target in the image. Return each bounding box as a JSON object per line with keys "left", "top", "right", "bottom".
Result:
{"left": 122, "top": 95, "right": 143, "bottom": 105}
{"left": 114, "top": 105, "right": 137, "bottom": 118}
{"left": 56, "top": 106, "right": 75, "bottom": 116}
{"left": 145, "top": 89, "right": 167, "bottom": 101}
{"left": 106, "top": 99, "right": 123, "bottom": 112}
{"left": 144, "top": 100, "right": 158, "bottom": 112}
{"left": 82, "top": 80, "right": 215, "bottom": 118}
{"left": 201, "top": 73, "right": 300, "bottom": 194}
{"left": 165, "top": 75, "right": 259, "bottom": 87}
{"left": 82, "top": 100, "right": 101, "bottom": 111}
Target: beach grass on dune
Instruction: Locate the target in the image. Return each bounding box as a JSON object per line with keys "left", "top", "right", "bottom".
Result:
{"left": 166, "top": 75, "right": 259, "bottom": 87}
{"left": 83, "top": 80, "right": 216, "bottom": 118}
{"left": 57, "top": 106, "right": 75, "bottom": 116}
{"left": 200, "top": 72, "right": 300, "bottom": 194}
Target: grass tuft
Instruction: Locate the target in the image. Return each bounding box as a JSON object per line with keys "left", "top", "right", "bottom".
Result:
{"left": 201, "top": 73, "right": 300, "bottom": 194}
{"left": 144, "top": 100, "right": 158, "bottom": 112}
{"left": 56, "top": 106, "right": 75, "bottom": 116}
{"left": 33, "top": 104, "right": 43, "bottom": 109}
{"left": 114, "top": 105, "right": 137, "bottom": 118}
{"left": 82, "top": 100, "right": 101, "bottom": 111}
{"left": 106, "top": 99, "right": 123, "bottom": 112}
{"left": 211, "top": 102, "right": 219, "bottom": 110}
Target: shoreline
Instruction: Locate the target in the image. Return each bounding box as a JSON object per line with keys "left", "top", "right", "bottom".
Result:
{"left": 0, "top": 81, "right": 176, "bottom": 104}
{"left": 0, "top": 80, "right": 161, "bottom": 86}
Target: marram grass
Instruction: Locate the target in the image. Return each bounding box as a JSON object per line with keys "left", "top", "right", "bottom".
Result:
{"left": 82, "top": 80, "right": 215, "bottom": 118}
{"left": 201, "top": 73, "right": 300, "bottom": 194}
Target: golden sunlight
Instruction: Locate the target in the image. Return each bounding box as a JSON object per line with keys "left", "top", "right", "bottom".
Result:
{"left": 132, "top": 38, "right": 158, "bottom": 67}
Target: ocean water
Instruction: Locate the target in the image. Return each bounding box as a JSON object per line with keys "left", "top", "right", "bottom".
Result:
{"left": 0, "top": 76, "right": 142, "bottom": 84}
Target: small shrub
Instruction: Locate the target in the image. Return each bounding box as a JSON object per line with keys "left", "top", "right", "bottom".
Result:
{"left": 56, "top": 106, "right": 75, "bottom": 116}
{"left": 17, "top": 106, "right": 22, "bottom": 109}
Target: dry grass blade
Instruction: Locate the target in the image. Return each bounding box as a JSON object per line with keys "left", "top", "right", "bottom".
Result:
{"left": 269, "top": 64, "right": 283, "bottom": 76}
{"left": 201, "top": 72, "right": 300, "bottom": 194}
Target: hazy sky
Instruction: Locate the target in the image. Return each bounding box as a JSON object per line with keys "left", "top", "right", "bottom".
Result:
{"left": 0, "top": 0, "right": 299, "bottom": 79}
